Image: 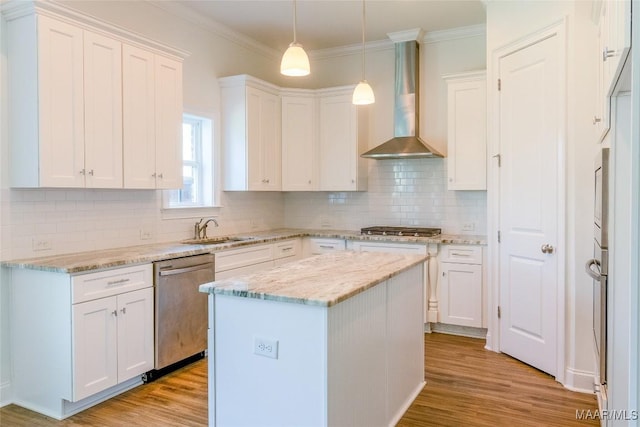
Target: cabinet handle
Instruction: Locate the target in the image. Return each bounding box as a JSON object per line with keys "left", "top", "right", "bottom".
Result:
{"left": 351, "top": 179, "right": 355, "bottom": 184}
{"left": 88, "top": 169, "right": 94, "bottom": 176}
{"left": 121, "top": 307, "right": 127, "bottom": 315}
{"left": 107, "top": 278, "right": 130, "bottom": 286}
{"left": 80, "top": 169, "right": 86, "bottom": 175}
{"left": 319, "top": 245, "right": 333, "bottom": 249}
{"left": 450, "top": 252, "right": 471, "bottom": 257}
{"left": 112, "top": 310, "right": 118, "bottom": 317}
{"left": 593, "top": 116, "right": 602, "bottom": 125}
{"left": 266, "top": 179, "right": 270, "bottom": 184}
{"left": 158, "top": 173, "right": 163, "bottom": 179}
{"left": 152, "top": 173, "right": 157, "bottom": 178}
{"left": 281, "top": 247, "right": 293, "bottom": 252}
{"left": 603, "top": 47, "right": 615, "bottom": 62}
{"left": 308, "top": 180, "right": 312, "bottom": 184}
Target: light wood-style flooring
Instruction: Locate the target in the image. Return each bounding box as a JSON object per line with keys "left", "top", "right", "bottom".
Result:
{"left": 0, "top": 333, "right": 598, "bottom": 426}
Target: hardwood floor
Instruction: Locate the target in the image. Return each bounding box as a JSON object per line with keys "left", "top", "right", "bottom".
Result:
{"left": 0, "top": 333, "right": 598, "bottom": 426}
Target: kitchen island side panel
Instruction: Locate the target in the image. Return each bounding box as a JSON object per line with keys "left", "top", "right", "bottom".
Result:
{"left": 213, "top": 295, "right": 328, "bottom": 427}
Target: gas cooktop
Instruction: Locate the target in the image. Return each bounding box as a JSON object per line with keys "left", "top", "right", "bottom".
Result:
{"left": 360, "top": 226, "right": 442, "bottom": 238}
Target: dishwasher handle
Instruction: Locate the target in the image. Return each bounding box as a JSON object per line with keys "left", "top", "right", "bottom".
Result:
{"left": 159, "top": 262, "right": 214, "bottom": 277}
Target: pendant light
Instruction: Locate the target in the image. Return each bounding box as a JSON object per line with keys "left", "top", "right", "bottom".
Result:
{"left": 281, "top": 0, "right": 310, "bottom": 76}
{"left": 352, "top": 0, "right": 375, "bottom": 105}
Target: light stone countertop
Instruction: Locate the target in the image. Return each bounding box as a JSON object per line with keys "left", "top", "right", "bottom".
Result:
{"left": 199, "top": 251, "right": 427, "bottom": 307}
{"left": 1, "top": 228, "right": 486, "bottom": 274}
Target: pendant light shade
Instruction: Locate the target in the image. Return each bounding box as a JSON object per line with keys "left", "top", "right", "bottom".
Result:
{"left": 353, "top": 0, "right": 374, "bottom": 104}
{"left": 353, "top": 80, "right": 375, "bottom": 105}
{"left": 281, "top": 42, "right": 310, "bottom": 76}
{"left": 281, "top": 0, "right": 310, "bottom": 76}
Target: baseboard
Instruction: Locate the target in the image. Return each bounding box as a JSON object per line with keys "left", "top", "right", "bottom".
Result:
{"left": 387, "top": 380, "right": 426, "bottom": 427}
{"left": 431, "top": 322, "right": 487, "bottom": 339}
{"left": 563, "top": 367, "right": 595, "bottom": 394}
{"left": 0, "top": 379, "right": 12, "bottom": 408}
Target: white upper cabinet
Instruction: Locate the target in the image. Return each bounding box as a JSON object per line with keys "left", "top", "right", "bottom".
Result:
{"left": 4, "top": 3, "right": 186, "bottom": 189}
{"left": 281, "top": 92, "right": 317, "bottom": 191}
{"left": 122, "top": 46, "right": 183, "bottom": 189}
{"left": 221, "top": 75, "right": 282, "bottom": 191}
{"left": 444, "top": 71, "right": 487, "bottom": 191}
{"left": 593, "top": 0, "right": 631, "bottom": 140}
{"left": 318, "top": 89, "right": 368, "bottom": 192}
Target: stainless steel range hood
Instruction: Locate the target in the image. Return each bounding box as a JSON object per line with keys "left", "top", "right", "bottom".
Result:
{"left": 361, "top": 34, "right": 443, "bottom": 159}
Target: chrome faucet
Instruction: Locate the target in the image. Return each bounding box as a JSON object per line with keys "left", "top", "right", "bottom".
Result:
{"left": 194, "top": 218, "right": 219, "bottom": 239}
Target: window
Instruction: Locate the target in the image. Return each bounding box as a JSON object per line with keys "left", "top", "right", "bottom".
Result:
{"left": 165, "top": 113, "right": 216, "bottom": 209}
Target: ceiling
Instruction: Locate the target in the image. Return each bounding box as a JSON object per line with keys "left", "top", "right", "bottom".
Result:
{"left": 176, "top": 1, "right": 486, "bottom": 52}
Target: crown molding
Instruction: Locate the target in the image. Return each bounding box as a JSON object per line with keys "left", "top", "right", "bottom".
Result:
{"left": 310, "top": 39, "right": 393, "bottom": 60}
{"left": 422, "top": 24, "right": 486, "bottom": 44}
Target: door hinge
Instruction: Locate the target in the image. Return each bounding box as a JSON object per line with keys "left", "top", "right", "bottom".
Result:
{"left": 497, "top": 230, "right": 501, "bottom": 243}
{"left": 498, "top": 78, "right": 502, "bottom": 91}
{"left": 498, "top": 306, "right": 501, "bottom": 319}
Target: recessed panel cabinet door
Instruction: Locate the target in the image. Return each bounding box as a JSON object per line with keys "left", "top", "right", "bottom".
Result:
{"left": 155, "top": 56, "right": 183, "bottom": 190}
{"left": 319, "top": 94, "right": 357, "bottom": 191}
{"left": 73, "top": 297, "right": 118, "bottom": 401}
{"left": 83, "top": 31, "right": 123, "bottom": 188}
{"left": 117, "top": 288, "right": 154, "bottom": 382}
{"left": 282, "top": 95, "right": 316, "bottom": 191}
{"left": 123, "top": 45, "right": 156, "bottom": 189}
{"left": 36, "top": 15, "right": 85, "bottom": 187}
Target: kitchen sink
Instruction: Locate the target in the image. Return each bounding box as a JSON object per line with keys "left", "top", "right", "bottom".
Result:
{"left": 181, "top": 236, "right": 254, "bottom": 245}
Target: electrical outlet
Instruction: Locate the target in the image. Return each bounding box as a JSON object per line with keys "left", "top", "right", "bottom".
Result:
{"left": 462, "top": 222, "right": 475, "bottom": 231}
{"left": 32, "top": 238, "right": 52, "bottom": 252}
{"left": 139, "top": 229, "right": 153, "bottom": 240}
{"left": 254, "top": 337, "right": 278, "bottom": 359}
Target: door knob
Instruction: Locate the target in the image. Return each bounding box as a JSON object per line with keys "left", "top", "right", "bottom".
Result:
{"left": 541, "top": 244, "right": 555, "bottom": 254}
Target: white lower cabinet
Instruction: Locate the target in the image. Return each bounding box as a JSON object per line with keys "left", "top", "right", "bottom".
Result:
{"left": 304, "top": 238, "right": 347, "bottom": 256}
{"left": 73, "top": 287, "right": 154, "bottom": 401}
{"left": 10, "top": 263, "right": 153, "bottom": 420}
{"left": 438, "top": 245, "right": 484, "bottom": 328}
{"left": 215, "top": 239, "right": 301, "bottom": 279}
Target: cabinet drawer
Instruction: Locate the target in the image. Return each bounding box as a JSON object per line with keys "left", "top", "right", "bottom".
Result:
{"left": 273, "top": 239, "right": 301, "bottom": 260}
{"left": 215, "top": 244, "right": 273, "bottom": 272}
{"left": 439, "top": 245, "right": 482, "bottom": 265}
{"left": 308, "top": 238, "right": 346, "bottom": 255}
{"left": 348, "top": 241, "right": 427, "bottom": 255}
{"left": 72, "top": 264, "right": 152, "bottom": 304}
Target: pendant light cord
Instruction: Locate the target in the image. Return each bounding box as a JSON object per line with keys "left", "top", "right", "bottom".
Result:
{"left": 293, "top": 0, "right": 298, "bottom": 43}
{"left": 361, "top": 0, "right": 366, "bottom": 81}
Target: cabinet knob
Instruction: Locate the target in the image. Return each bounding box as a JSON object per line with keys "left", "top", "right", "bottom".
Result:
{"left": 308, "top": 180, "right": 312, "bottom": 184}
{"left": 80, "top": 169, "right": 86, "bottom": 175}
{"left": 449, "top": 177, "right": 453, "bottom": 182}
{"left": 152, "top": 173, "right": 157, "bottom": 178}
{"left": 541, "top": 244, "right": 555, "bottom": 254}
{"left": 88, "top": 169, "right": 94, "bottom": 176}
{"left": 112, "top": 310, "right": 118, "bottom": 317}
{"left": 158, "top": 173, "right": 163, "bottom": 179}
{"left": 351, "top": 179, "right": 355, "bottom": 184}
{"left": 593, "top": 116, "right": 602, "bottom": 125}
{"left": 121, "top": 307, "right": 127, "bottom": 315}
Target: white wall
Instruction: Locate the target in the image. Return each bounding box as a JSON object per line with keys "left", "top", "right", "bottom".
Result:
{"left": 284, "top": 30, "right": 488, "bottom": 234}
{"left": 485, "top": 0, "right": 600, "bottom": 391}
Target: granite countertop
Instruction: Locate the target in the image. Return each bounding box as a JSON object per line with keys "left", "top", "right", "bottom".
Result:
{"left": 199, "top": 251, "right": 427, "bottom": 307}
{"left": 1, "top": 228, "right": 486, "bottom": 274}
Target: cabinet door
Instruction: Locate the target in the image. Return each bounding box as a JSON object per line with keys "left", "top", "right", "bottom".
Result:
{"left": 123, "top": 44, "right": 156, "bottom": 189}
{"left": 155, "top": 55, "right": 183, "bottom": 189}
{"left": 319, "top": 94, "right": 357, "bottom": 191}
{"left": 282, "top": 95, "right": 316, "bottom": 191}
{"left": 446, "top": 75, "right": 486, "bottom": 190}
{"left": 117, "top": 288, "right": 154, "bottom": 382}
{"left": 83, "top": 30, "right": 123, "bottom": 188}
{"left": 36, "top": 15, "right": 85, "bottom": 187}
{"left": 247, "top": 87, "right": 281, "bottom": 191}
{"left": 73, "top": 296, "right": 118, "bottom": 401}
{"left": 440, "top": 262, "right": 482, "bottom": 327}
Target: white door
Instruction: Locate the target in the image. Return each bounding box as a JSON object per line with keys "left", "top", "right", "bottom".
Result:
{"left": 155, "top": 55, "right": 183, "bottom": 189}
{"left": 123, "top": 44, "right": 156, "bottom": 189}
{"left": 117, "top": 288, "right": 154, "bottom": 382}
{"left": 37, "top": 15, "right": 85, "bottom": 187}
{"left": 319, "top": 94, "right": 357, "bottom": 191}
{"left": 83, "top": 30, "right": 123, "bottom": 188}
{"left": 498, "top": 34, "right": 560, "bottom": 376}
{"left": 281, "top": 95, "right": 316, "bottom": 191}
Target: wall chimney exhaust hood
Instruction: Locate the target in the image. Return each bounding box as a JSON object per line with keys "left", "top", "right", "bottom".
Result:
{"left": 361, "top": 30, "right": 443, "bottom": 159}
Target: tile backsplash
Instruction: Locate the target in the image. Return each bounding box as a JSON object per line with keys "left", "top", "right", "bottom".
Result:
{"left": 0, "top": 159, "right": 486, "bottom": 261}
{"left": 284, "top": 158, "right": 487, "bottom": 233}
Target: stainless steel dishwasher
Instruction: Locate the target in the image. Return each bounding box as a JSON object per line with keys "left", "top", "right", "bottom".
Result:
{"left": 153, "top": 253, "right": 214, "bottom": 372}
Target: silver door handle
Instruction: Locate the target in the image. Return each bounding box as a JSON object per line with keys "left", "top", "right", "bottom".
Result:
{"left": 541, "top": 244, "right": 555, "bottom": 254}
{"left": 158, "top": 262, "right": 213, "bottom": 276}
{"left": 585, "top": 259, "right": 601, "bottom": 280}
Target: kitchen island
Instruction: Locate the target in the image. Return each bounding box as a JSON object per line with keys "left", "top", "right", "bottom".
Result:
{"left": 199, "top": 251, "right": 427, "bottom": 427}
